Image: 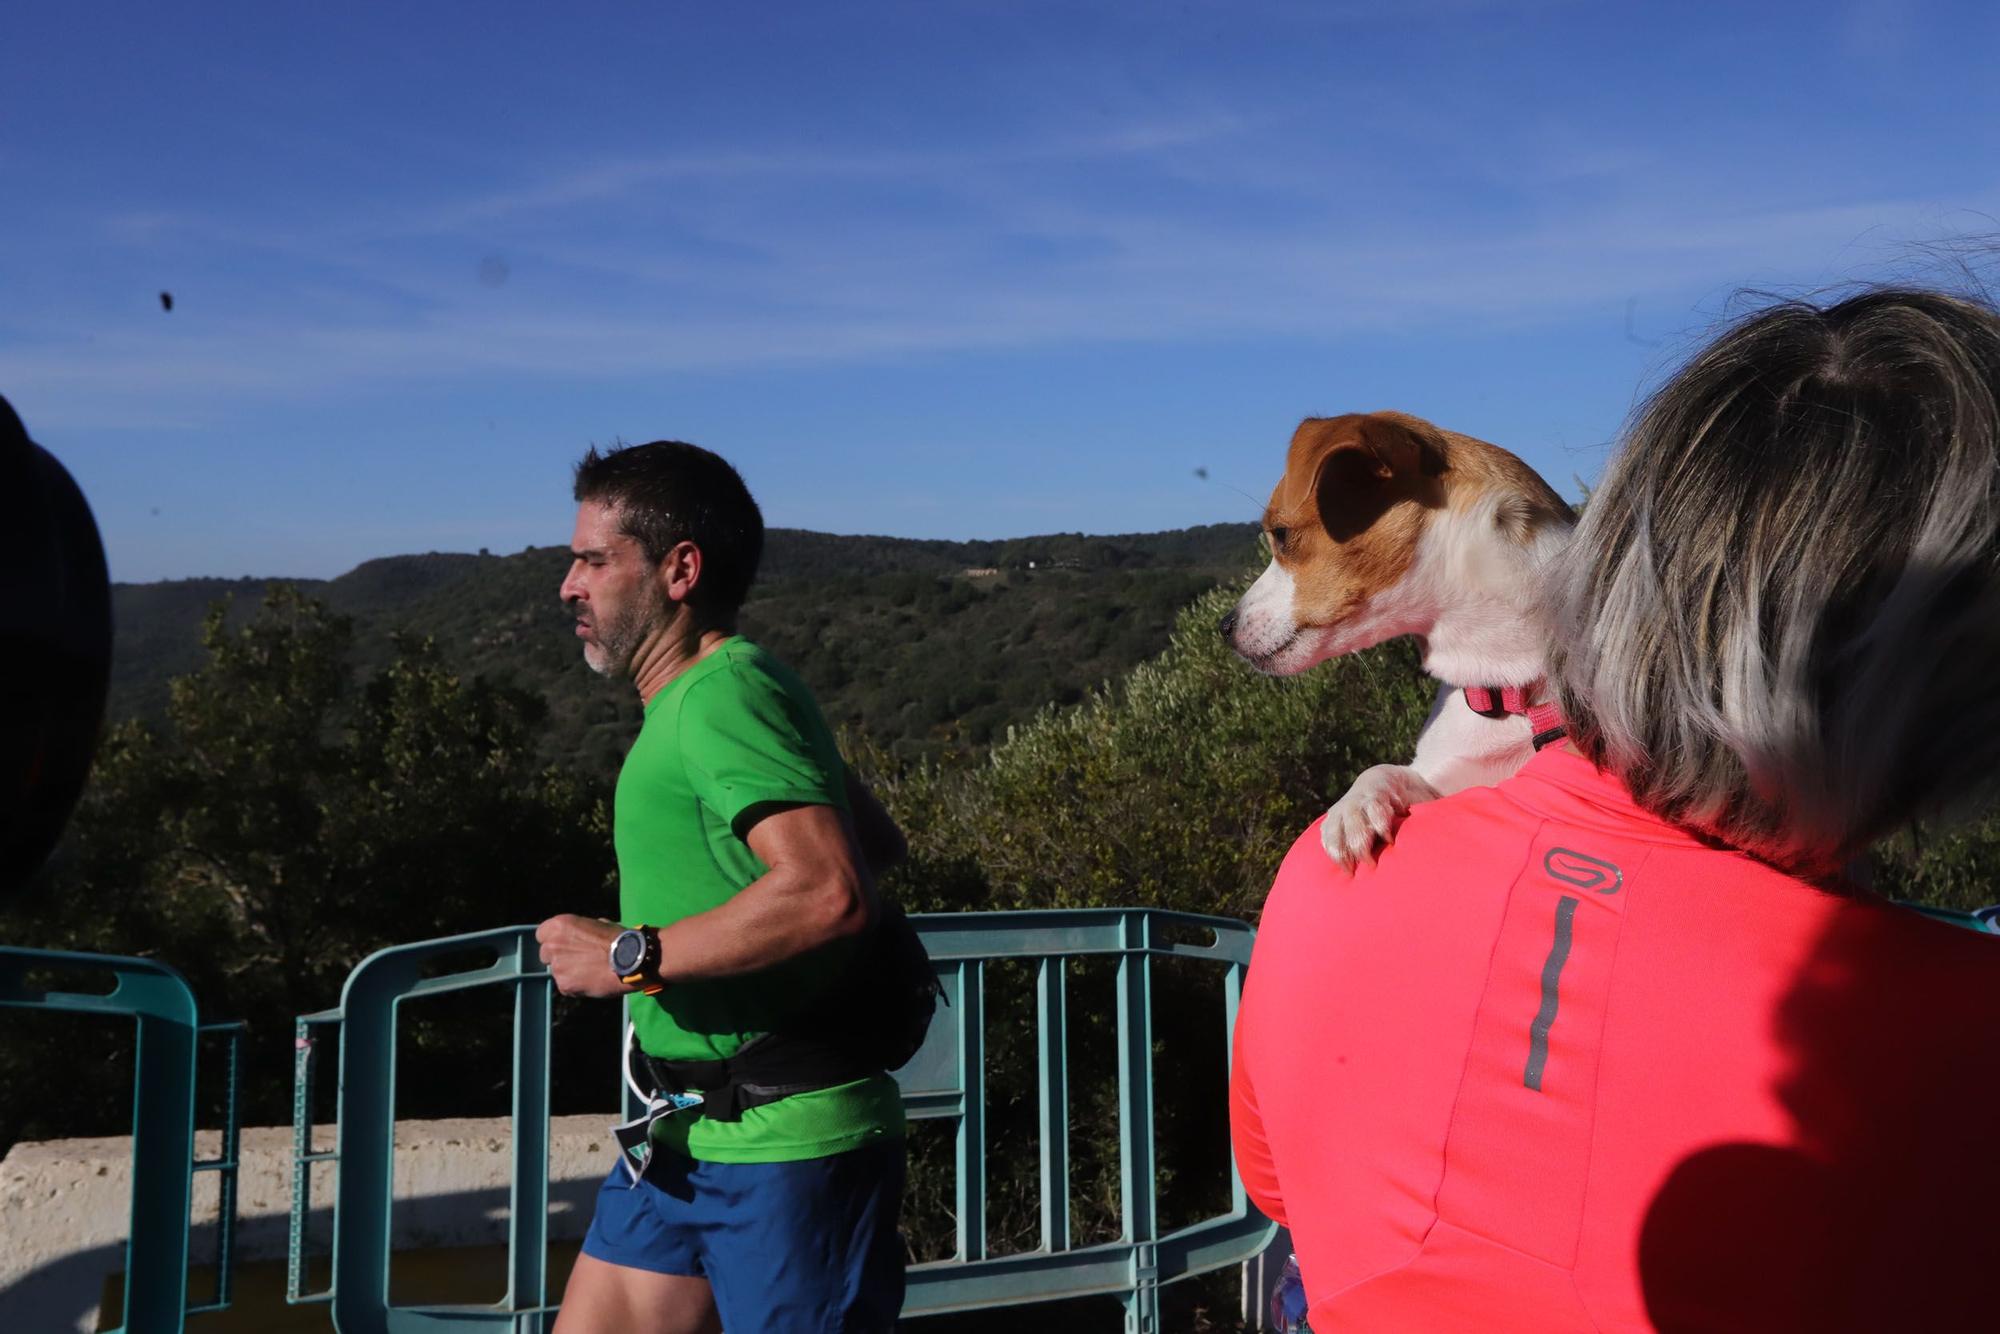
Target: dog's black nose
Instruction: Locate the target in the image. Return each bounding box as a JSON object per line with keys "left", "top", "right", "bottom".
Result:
{"left": 1217, "top": 607, "right": 1238, "bottom": 639}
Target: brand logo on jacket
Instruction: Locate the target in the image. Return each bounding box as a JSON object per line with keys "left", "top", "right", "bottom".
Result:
{"left": 1544, "top": 847, "right": 1622, "bottom": 893}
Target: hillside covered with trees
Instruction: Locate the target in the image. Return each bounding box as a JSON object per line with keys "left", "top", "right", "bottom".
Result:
{"left": 106, "top": 523, "right": 1262, "bottom": 774}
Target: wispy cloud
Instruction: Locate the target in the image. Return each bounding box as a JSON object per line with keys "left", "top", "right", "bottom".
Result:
{"left": 14, "top": 163, "right": 1994, "bottom": 438}
{"left": 10, "top": 70, "right": 1999, "bottom": 441}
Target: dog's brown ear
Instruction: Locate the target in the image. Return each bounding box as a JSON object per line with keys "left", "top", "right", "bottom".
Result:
{"left": 1354, "top": 413, "right": 1449, "bottom": 479}
{"left": 1310, "top": 415, "right": 1447, "bottom": 541}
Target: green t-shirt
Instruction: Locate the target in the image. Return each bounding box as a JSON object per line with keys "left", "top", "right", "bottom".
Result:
{"left": 616, "top": 636, "right": 904, "bottom": 1163}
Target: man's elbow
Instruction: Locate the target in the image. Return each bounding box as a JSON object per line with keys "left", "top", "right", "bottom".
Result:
{"left": 807, "top": 870, "right": 871, "bottom": 943}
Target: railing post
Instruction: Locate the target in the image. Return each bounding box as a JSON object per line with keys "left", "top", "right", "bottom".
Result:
{"left": 1226, "top": 956, "right": 1273, "bottom": 1327}
{"left": 508, "top": 935, "right": 552, "bottom": 1334}
{"left": 954, "top": 958, "right": 987, "bottom": 1263}
{"left": 289, "top": 1012, "right": 341, "bottom": 1306}
{"left": 330, "top": 951, "right": 415, "bottom": 1334}
{"left": 1036, "top": 956, "right": 1069, "bottom": 1254}
{"left": 289, "top": 1019, "right": 318, "bottom": 1304}
{"left": 121, "top": 969, "right": 201, "bottom": 1334}
{"left": 1117, "top": 916, "right": 1158, "bottom": 1334}
{"left": 189, "top": 1021, "right": 246, "bottom": 1315}
{"left": 1225, "top": 957, "right": 1247, "bottom": 1223}
{"left": 1241, "top": 1226, "right": 1293, "bottom": 1332}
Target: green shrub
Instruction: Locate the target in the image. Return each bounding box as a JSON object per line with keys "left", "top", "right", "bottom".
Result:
{"left": 871, "top": 580, "right": 1432, "bottom": 922}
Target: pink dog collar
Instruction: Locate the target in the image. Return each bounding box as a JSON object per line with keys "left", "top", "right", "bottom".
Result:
{"left": 1463, "top": 683, "right": 1567, "bottom": 751}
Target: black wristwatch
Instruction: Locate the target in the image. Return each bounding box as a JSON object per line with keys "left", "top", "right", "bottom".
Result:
{"left": 609, "top": 925, "right": 665, "bottom": 995}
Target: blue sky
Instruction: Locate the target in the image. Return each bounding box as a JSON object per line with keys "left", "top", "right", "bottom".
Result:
{"left": 5, "top": 1, "right": 1997, "bottom": 581}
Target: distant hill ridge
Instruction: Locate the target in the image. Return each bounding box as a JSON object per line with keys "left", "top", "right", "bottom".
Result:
{"left": 110, "top": 523, "right": 1263, "bottom": 774}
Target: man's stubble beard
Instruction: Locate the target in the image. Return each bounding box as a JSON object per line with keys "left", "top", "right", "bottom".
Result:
{"left": 583, "top": 590, "right": 665, "bottom": 680}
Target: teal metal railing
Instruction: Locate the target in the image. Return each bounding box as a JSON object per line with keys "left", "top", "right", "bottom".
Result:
{"left": 289, "top": 928, "right": 553, "bottom": 1334}
{"left": 289, "top": 908, "right": 1271, "bottom": 1333}
{"left": 894, "top": 910, "right": 1272, "bottom": 1330}
{"left": 0, "top": 947, "right": 242, "bottom": 1334}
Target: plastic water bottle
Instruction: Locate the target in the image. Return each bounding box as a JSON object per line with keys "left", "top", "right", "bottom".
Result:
{"left": 1269, "top": 1252, "right": 1309, "bottom": 1332}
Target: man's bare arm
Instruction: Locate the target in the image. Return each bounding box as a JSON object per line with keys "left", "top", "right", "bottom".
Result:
{"left": 537, "top": 802, "right": 871, "bottom": 995}
{"left": 659, "top": 801, "right": 872, "bottom": 979}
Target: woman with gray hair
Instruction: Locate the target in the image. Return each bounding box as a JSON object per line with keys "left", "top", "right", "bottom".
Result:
{"left": 1231, "top": 287, "right": 2000, "bottom": 1332}
{"left": 1554, "top": 287, "right": 2000, "bottom": 875}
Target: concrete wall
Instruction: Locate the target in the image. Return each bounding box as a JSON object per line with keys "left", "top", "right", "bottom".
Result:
{"left": 0, "top": 1114, "right": 623, "bottom": 1334}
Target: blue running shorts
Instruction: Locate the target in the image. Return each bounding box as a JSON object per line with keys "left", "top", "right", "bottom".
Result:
{"left": 579, "top": 1137, "right": 907, "bottom": 1332}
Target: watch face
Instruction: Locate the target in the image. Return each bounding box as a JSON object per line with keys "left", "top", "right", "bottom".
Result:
{"left": 610, "top": 930, "right": 644, "bottom": 974}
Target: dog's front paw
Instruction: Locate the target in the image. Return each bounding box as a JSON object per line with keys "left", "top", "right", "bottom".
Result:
{"left": 1321, "top": 765, "right": 1442, "bottom": 872}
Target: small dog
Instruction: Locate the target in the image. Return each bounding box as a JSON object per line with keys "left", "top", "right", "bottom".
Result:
{"left": 1220, "top": 411, "right": 1574, "bottom": 869}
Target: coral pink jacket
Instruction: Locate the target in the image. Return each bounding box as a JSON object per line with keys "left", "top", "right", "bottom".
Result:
{"left": 1230, "top": 747, "right": 2000, "bottom": 1331}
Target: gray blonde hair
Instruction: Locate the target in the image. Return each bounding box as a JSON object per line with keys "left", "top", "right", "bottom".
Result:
{"left": 1549, "top": 288, "right": 2000, "bottom": 873}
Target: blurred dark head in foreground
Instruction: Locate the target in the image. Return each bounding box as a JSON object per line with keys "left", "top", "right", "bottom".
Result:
{"left": 0, "top": 395, "right": 112, "bottom": 890}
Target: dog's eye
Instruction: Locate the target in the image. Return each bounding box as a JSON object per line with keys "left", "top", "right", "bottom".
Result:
{"left": 1269, "top": 526, "right": 1289, "bottom": 553}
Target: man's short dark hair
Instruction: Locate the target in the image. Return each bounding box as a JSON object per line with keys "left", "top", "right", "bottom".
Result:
{"left": 573, "top": 441, "right": 764, "bottom": 614}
